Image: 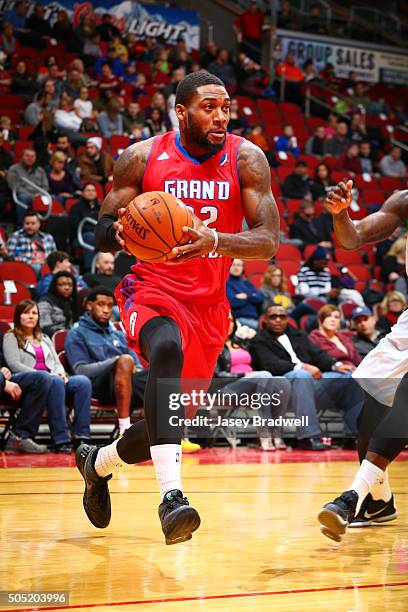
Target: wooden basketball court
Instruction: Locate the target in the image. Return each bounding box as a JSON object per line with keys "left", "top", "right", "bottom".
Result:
{"left": 1, "top": 450, "right": 407, "bottom": 611}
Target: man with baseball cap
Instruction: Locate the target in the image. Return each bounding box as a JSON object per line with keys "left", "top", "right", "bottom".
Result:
{"left": 351, "top": 306, "right": 385, "bottom": 359}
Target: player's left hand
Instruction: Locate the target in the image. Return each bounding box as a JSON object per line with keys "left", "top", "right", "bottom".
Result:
{"left": 167, "top": 215, "right": 217, "bottom": 263}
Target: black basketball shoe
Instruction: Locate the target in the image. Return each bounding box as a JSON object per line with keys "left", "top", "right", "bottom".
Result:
{"left": 158, "top": 489, "right": 201, "bottom": 545}
{"left": 318, "top": 490, "right": 358, "bottom": 542}
{"left": 76, "top": 444, "right": 112, "bottom": 529}
{"left": 349, "top": 493, "right": 398, "bottom": 527}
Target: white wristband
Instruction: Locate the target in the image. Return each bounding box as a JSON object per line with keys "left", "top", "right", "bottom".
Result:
{"left": 210, "top": 229, "right": 218, "bottom": 254}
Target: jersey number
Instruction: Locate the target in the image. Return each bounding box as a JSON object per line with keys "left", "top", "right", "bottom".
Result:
{"left": 186, "top": 205, "right": 220, "bottom": 259}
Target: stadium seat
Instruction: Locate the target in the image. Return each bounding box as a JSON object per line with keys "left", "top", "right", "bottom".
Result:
{"left": 347, "top": 264, "right": 372, "bottom": 282}
{"left": 284, "top": 199, "right": 304, "bottom": 221}
{"left": 379, "top": 177, "right": 403, "bottom": 191}
{"left": 304, "top": 297, "right": 326, "bottom": 311}
{"left": 276, "top": 243, "right": 302, "bottom": 262}
{"left": 298, "top": 154, "right": 319, "bottom": 170}
{"left": 248, "top": 272, "right": 263, "bottom": 289}
{"left": 0, "top": 262, "right": 37, "bottom": 286}
{"left": 335, "top": 248, "right": 363, "bottom": 266}
{"left": 32, "top": 196, "right": 66, "bottom": 216}
{"left": 52, "top": 329, "right": 68, "bottom": 353}
{"left": 109, "top": 135, "right": 131, "bottom": 154}
{"left": 244, "top": 260, "right": 269, "bottom": 276}
{"left": 0, "top": 281, "right": 31, "bottom": 304}
{"left": 277, "top": 166, "right": 294, "bottom": 183}
{"left": 277, "top": 260, "right": 301, "bottom": 276}
{"left": 361, "top": 190, "right": 385, "bottom": 206}
{"left": 331, "top": 171, "right": 352, "bottom": 183}
{"left": 353, "top": 174, "right": 378, "bottom": 190}
{"left": 18, "top": 125, "right": 34, "bottom": 140}
{"left": 340, "top": 302, "right": 359, "bottom": 320}
{"left": 0, "top": 94, "right": 26, "bottom": 110}
{"left": 0, "top": 305, "right": 15, "bottom": 324}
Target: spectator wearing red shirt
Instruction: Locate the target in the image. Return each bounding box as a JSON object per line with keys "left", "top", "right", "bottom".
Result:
{"left": 309, "top": 305, "right": 362, "bottom": 371}
{"left": 234, "top": 1, "right": 264, "bottom": 63}
{"left": 276, "top": 52, "right": 304, "bottom": 105}
{"left": 337, "top": 143, "right": 362, "bottom": 178}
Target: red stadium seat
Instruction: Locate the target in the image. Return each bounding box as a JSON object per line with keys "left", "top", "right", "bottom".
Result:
{"left": 0, "top": 305, "right": 14, "bottom": 323}
{"left": 331, "top": 171, "right": 352, "bottom": 183}
{"left": 298, "top": 154, "right": 320, "bottom": 171}
{"left": 244, "top": 260, "right": 269, "bottom": 276}
{"left": 284, "top": 199, "right": 304, "bottom": 221}
{"left": 303, "top": 297, "right": 326, "bottom": 311}
{"left": 347, "top": 264, "right": 372, "bottom": 282}
{"left": 277, "top": 166, "right": 294, "bottom": 183}
{"left": 278, "top": 260, "right": 301, "bottom": 276}
{"left": 65, "top": 198, "right": 78, "bottom": 213}
{"left": 18, "top": 125, "right": 35, "bottom": 140}
{"left": 379, "top": 177, "right": 404, "bottom": 191}
{"left": 340, "top": 302, "right": 359, "bottom": 320}
{"left": 361, "top": 190, "right": 385, "bottom": 206}
{"left": 278, "top": 102, "right": 301, "bottom": 113}
{"left": 13, "top": 140, "right": 34, "bottom": 161}
{"left": 0, "top": 94, "right": 26, "bottom": 110}
{"left": 334, "top": 248, "right": 363, "bottom": 266}
{"left": 0, "top": 262, "right": 37, "bottom": 286}
{"left": 0, "top": 281, "right": 31, "bottom": 304}
{"left": 52, "top": 329, "right": 68, "bottom": 353}
{"left": 276, "top": 244, "right": 302, "bottom": 262}
{"left": 248, "top": 272, "right": 264, "bottom": 289}
{"left": 32, "top": 196, "right": 66, "bottom": 216}
{"left": 353, "top": 174, "right": 378, "bottom": 190}
{"left": 109, "top": 135, "right": 131, "bottom": 154}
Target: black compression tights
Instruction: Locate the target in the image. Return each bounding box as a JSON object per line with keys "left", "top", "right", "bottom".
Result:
{"left": 357, "top": 393, "right": 389, "bottom": 463}
{"left": 116, "top": 317, "right": 184, "bottom": 464}
{"left": 367, "top": 373, "right": 408, "bottom": 462}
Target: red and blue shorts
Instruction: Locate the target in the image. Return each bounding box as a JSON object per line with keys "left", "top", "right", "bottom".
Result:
{"left": 115, "top": 274, "right": 230, "bottom": 381}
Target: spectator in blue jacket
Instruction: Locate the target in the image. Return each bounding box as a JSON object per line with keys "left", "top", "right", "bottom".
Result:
{"left": 94, "top": 45, "right": 125, "bottom": 78}
{"left": 65, "top": 286, "right": 148, "bottom": 436}
{"left": 275, "top": 124, "right": 300, "bottom": 158}
{"left": 35, "top": 250, "right": 87, "bottom": 299}
{"left": 226, "top": 259, "right": 264, "bottom": 330}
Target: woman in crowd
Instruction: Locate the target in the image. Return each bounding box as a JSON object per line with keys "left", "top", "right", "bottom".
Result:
{"left": 214, "top": 315, "right": 290, "bottom": 451}
{"left": 38, "top": 271, "right": 79, "bottom": 337}
{"left": 145, "top": 91, "right": 172, "bottom": 130}
{"left": 47, "top": 151, "right": 80, "bottom": 202}
{"left": 97, "top": 97, "right": 124, "bottom": 139}
{"left": 261, "top": 264, "right": 316, "bottom": 324}
{"left": 143, "top": 108, "right": 167, "bottom": 138}
{"left": 261, "top": 264, "right": 294, "bottom": 311}
{"left": 380, "top": 236, "right": 406, "bottom": 284}
{"left": 227, "top": 98, "right": 249, "bottom": 136}
{"left": 377, "top": 290, "right": 407, "bottom": 334}
{"left": 310, "top": 163, "right": 335, "bottom": 201}
{"left": 3, "top": 299, "right": 91, "bottom": 452}
{"left": 309, "top": 305, "right": 362, "bottom": 371}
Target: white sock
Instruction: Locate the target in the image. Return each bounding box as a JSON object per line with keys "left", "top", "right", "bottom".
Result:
{"left": 371, "top": 469, "right": 392, "bottom": 501}
{"left": 349, "top": 459, "right": 385, "bottom": 514}
{"left": 150, "top": 444, "right": 182, "bottom": 499}
{"left": 118, "top": 417, "right": 131, "bottom": 435}
{"left": 94, "top": 440, "right": 125, "bottom": 478}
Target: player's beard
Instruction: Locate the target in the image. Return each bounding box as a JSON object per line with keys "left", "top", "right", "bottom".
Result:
{"left": 186, "top": 111, "right": 226, "bottom": 153}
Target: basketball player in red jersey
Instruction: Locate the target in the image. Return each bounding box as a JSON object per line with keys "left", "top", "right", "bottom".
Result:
{"left": 317, "top": 180, "right": 408, "bottom": 541}
{"left": 76, "top": 72, "right": 279, "bottom": 545}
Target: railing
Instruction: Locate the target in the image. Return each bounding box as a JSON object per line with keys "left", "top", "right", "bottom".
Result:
{"left": 77, "top": 216, "right": 97, "bottom": 251}
{"left": 12, "top": 176, "right": 53, "bottom": 220}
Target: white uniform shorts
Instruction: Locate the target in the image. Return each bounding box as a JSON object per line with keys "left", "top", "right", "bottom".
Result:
{"left": 353, "top": 309, "right": 408, "bottom": 406}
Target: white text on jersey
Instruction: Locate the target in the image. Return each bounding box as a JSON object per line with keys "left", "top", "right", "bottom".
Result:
{"left": 164, "top": 180, "right": 230, "bottom": 201}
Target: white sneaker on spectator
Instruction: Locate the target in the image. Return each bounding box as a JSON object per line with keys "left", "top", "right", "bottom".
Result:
{"left": 260, "top": 437, "right": 275, "bottom": 452}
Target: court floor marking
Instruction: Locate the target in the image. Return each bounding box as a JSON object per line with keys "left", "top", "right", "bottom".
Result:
{"left": 0, "top": 581, "right": 407, "bottom": 612}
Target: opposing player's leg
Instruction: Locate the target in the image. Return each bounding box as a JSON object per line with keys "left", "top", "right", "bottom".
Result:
{"left": 318, "top": 373, "right": 408, "bottom": 542}
{"left": 350, "top": 394, "right": 395, "bottom": 527}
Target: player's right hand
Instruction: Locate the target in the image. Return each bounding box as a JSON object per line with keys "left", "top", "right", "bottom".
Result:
{"left": 324, "top": 180, "right": 353, "bottom": 216}
{"left": 113, "top": 207, "right": 126, "bottom": 249}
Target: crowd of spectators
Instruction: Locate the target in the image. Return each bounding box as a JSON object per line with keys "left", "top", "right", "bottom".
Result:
{"left": 0, "top": 1, "right": 407, "bottom": 454}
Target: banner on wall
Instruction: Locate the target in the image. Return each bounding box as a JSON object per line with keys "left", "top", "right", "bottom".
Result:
{"left": 0, "top": 0, "right": 200, "bottom": 49}
{"left": 278, "top": 30, "right": 408, "bottom": 84}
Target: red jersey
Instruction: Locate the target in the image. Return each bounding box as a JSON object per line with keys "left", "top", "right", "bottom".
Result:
{"left": 132, "top": 131, "right": 244, "bottom": 304}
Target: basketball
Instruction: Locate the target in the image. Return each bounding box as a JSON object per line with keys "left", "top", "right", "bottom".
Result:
{"left": 121, "top": 191, "right": 193, "bottom": 261}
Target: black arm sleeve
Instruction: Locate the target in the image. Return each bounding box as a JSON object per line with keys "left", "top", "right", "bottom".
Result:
{"left": 95, "top": 215, "right": 122, "bottom": 252}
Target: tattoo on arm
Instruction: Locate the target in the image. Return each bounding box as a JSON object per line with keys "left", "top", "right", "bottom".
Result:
{"left": 99, "top": 139, "right": 153, "bottom": 219}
